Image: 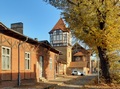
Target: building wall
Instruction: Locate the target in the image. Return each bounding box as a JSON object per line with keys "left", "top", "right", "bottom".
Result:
{"left": 44, "top": 51, "right": 56, "bottom": 80}
{"left": 0, "top": 33, "right": 44, "bottom": 87}
{"left": 37, "top": 46, "right": 58, "bottom": 80}
{"left": 54, "top": 46, "right": 71, "bottom": 65}
{"left": 54, "top": 46, "right": 67, "bottom": 61}
{"left": 66, "top": 46, "right": 72, "bottom": 67}
{"left": 0, "top": 33, "right": 38, "bottom": 82}
{"left": 54, "top": 46, "right": 71, "bottom": 75}
{"left": 0, "top": 33, "right": 59, "bottom": 88}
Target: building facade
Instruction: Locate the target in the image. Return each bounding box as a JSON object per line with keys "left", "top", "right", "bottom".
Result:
{"left": 0, "top": 22, "right": 60, "bottom": 87}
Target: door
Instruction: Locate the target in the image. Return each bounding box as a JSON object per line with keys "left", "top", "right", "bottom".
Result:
{"left": 39, "top": 56, "right": 43, "bottom": 78}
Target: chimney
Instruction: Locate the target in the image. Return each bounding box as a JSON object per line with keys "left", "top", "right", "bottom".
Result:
{"left": 34, "top": 38, "right": 38, "bottom": 41}
{"left": 11, "top": 22, "right": 23, "bottom": 34}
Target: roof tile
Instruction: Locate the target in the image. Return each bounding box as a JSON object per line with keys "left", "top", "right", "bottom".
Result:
{"left": 49, "top": 18, "right": 69, "bottom": 33}
{"left": 69, "top": 62, "right": 88, "bottom": 68}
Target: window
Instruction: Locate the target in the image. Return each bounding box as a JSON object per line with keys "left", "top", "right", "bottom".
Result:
{"left": 53, "top": 30, "right": 56, "bottom": 35}
{"left": 53, "top": 36, "right": 56, "bottom": 40}
{"left": 63, "top": 34, "right": 67, "bottom": 42}
{"left": 50, "top": 35, "right": 53, "bottom": 41}
{"left": 56, "top": 30, "right": 60, "bottom": 35}
{"left": 60, "top": 35, "right": 62, "bottom": 40}
{"left": 56, "top": 35, "right": 59, "bottom": 40}
{"left": 25, "top": 52, "right": 30, "bottom": 70}
{"left": 49, "top": 58, "right": 52, "bottom": 70}
{"left": 75, "top": 56, "right": 83, "bottom": 61}
{"left": 2, "top": 46, "right": 11, "bottom": 70}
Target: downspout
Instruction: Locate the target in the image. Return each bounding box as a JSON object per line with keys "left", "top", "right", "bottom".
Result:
{"left": 18, "top": 37, "right": 28, "bottom": 86}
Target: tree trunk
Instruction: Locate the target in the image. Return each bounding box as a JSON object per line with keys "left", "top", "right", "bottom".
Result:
{"left": 97, "top": 47, "right": 111, "bottom": 83}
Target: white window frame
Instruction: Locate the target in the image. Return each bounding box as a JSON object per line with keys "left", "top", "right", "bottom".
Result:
{"left": 2, "top": 46, "right": 11, "bottom": 70}
{"left": 56, "top": 35, "right": 59, "bottom": 40}
{"left": 25, "top": 52, "right": 30, "bottom": 70}
{"left": 53, "top": 35, "right": 56, "bottom": 41}
{"left": 59, "top": 35, "right": 62, "bottom": 40}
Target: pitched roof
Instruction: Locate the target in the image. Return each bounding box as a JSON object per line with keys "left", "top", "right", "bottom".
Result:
{"left": 49, "top": 18, "right": 69, "bottom": 33}
{"left": 72, "top": 42, "right": 84, "bottom": 50}
{"left": 39, "top": 40, "right": 51, "bottom": 46}
{"left": 0, "top": 22, "right": 61, "bottom": 54}
{"left": 72, "top": 42, "right": 89, "bottom": 55}
{"left": 69, "top": 62, "right": 88, "bottom": 68}
{"left": 73, "top": 52, "right": 84, "bottom": 56}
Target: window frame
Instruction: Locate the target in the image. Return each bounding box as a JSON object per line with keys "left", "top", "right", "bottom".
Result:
{"left": 1, "top": 46, "right": 11, "bottom": 70}
{"left": 25, "top": 52, "right": 31, "bottom": 70}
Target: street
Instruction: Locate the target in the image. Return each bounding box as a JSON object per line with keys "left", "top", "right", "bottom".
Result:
{"left": 49, "top": 75, "right": 97, "bottom": 89}
{"left": 15, "top": 74, "right": 97, "bottom": 89}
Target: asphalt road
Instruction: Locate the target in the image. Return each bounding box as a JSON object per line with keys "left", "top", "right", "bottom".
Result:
{"left": 53, "top": 75, "right": 97, "bottom": 89}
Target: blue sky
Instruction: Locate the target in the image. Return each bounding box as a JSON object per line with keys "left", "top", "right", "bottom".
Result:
{"left": 0, "top": 0, "right": 61, "bottom": 41}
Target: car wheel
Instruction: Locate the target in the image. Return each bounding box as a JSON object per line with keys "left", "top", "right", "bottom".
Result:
{"left": 72, "top": 74, "right": 74, "bottom": 75}
{"left": 81, "top": 74, "right": 83, "bottom": 76}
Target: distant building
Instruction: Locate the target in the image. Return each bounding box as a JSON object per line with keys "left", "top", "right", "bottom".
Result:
{"left": 67, "top": 42, "right": 91, "bottom": 75}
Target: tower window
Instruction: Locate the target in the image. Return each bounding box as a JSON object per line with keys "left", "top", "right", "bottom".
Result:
{"left": 56, "top": 30, "right": 60, "bottom": 35}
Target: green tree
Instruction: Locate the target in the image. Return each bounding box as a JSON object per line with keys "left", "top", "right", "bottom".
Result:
{"left": 44, "top": 0, "right": 120, "bottom": 83}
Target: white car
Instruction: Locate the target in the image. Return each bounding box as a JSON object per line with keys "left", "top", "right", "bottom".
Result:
{"left": 71, "top": 70, "right": 84, "bottom": 76}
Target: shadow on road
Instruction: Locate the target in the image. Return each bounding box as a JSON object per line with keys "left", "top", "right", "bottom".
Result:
{"left": 14, "top": 75, "right": 97, "bottom": 89}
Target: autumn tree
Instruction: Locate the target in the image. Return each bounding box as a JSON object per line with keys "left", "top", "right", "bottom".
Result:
{"left": 43, "top": 0, "right": 120, "bottom": 83}
{"left": 108, "top": 51, "right": 120, "bottom": 83}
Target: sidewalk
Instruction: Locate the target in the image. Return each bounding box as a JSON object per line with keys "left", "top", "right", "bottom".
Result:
{"left": 14, "top": 75, "right": 81, "bottom": 89}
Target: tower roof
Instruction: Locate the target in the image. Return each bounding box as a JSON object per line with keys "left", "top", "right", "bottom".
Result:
{"left": 49, "top": 18, "right": 70, "bottom": 34}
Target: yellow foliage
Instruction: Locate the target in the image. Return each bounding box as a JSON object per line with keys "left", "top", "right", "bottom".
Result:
{"left": 62, "top": 0, "right": 120, "bottom": 54}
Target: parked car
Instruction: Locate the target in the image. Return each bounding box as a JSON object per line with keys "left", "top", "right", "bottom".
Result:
{"left": 71, "top": 70, "right": 84, "bottom": 76}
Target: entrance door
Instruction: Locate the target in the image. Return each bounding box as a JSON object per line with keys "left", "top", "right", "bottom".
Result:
{"left": 39, "top": 56, "right": 43, "bottom": 78}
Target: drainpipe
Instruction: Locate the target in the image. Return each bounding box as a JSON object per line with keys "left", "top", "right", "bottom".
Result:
{"left": 18, "top": 37, "right": 28, "bottom": 86}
